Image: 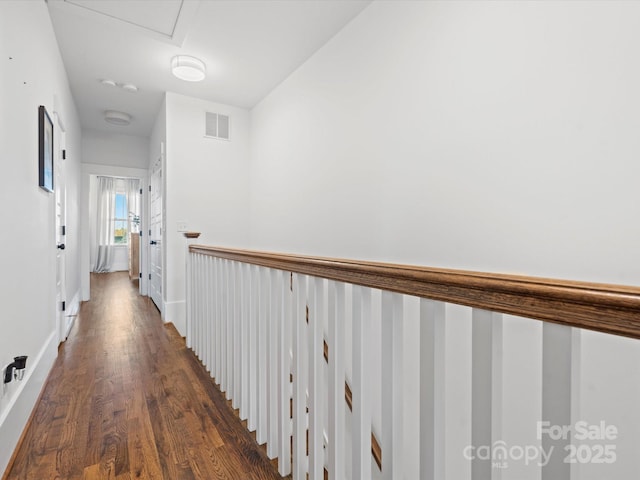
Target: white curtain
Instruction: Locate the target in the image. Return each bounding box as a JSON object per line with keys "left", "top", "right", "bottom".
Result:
{"left": 125, "top": 178, "right": 140, "bottom": 234}
{"left": 92, "top": 176, "right": 116, "bottom": 272}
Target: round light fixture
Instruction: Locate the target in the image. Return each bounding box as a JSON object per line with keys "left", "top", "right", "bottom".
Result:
{"left": 101, "top": 79, "right": 117, "bottom": 87}
{"left": 104, "top": 110, "right": 131, "bottom": 126}
{"left": 171, "top": 55, "right": 206, "bottom": 82}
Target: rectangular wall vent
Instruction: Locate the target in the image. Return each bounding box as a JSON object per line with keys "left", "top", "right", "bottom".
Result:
{"left": 205, "top": 112, "right": 230, "bottom": 140}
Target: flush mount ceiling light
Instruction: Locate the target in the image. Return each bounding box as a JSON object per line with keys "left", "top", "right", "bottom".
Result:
{"left": 171, "top": 55, "right": 206, "bottom": 82}
{"left": 104, "top": 110, "right": 131, "bottom": 126}
{"left": 121, "top": 83, "right": 138, "bottom": 92}
{"left": 101, "top": 79, "right": 117, "bottom": 87}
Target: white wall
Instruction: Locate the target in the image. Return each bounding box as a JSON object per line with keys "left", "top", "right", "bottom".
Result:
{"left": 149, "top": 97, "right": 166, "bottom": 171}
{"left": 248, "top": 2, "right": 640, "bottom": 479}
{"left": 82, "top": 129, "right": 149, "bottom": 169}
{"left": 163, "top": 92, "right": 251, "bottom": 335}
{"left": 0, "top": 1, "right": 82, "bottom": 475}
{"left": 250, "top": 0, "right": 640, "bottom": 286}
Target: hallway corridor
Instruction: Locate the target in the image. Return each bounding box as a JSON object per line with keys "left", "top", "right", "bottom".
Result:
{"left": 4, "top": 272, "right": 284, "bottom": 480}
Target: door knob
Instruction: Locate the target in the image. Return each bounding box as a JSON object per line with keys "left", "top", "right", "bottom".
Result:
{"left": 57, "top": 243, "right": 65, "bottom": 250}
{"left": 150, "top": 240, "right": 157, "bottom": 245}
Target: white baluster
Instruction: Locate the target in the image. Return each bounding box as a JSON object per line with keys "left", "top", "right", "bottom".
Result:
{"left": 219, "top": 257, "right": 226, "bottom": 385}
{"left": 293, "top": 274, "right": 309, "bottom": 480}
{"left": 308, "top": 277, "right": 326, "bottom": 479}
{"left": 221, "top": 259, "right": 229, "bottom": 394}
{"left": 191, "top": 253, "right": 197, "bottom": 358}
{"left": 267, "top": 268, "right": 279, "bottom": 458}
{"left": 186, "top": 250, "right": 192, "bottom": 349}
{"left": 206, "top": 256, "right": 212, "bottom": 376}
{"left": 542, "top": 322, "right": 572, "bottom": 480}
{"left": 328, "top": 280, "right": 345, "bottom": 479}
{"left": 381, "top": 291, "right": 404, "bottom": 479}
{"left": 471, "top": 308, "right": 500, "bottom": 480}
{"left": 229, "top": 261, "right": 236, "bottom": 405}
{"left": 257, "top": 266, "right": 268, "bottom": 444}
{"left": 278, "top": 270, "right": 292, "bottom": 476}
{"left": 227, "top": 260, "right": 235, "bottom": 401}
{"left": 214, "top": 257, "right": 222, "bottom": 385}
{"left": 203, "top": 254, "right": 207, "bottom": 365}
{"left": 444, "top": 303, "right": 473, "bottom": 480}
{"left": 491, "top": 312, "right": 504, "bottom": 480}
{"left": 216, "top": 259, "right": 222, "bottom": 387}
{"left": 240, "top": 262, "right": 249, "bottom": 421}
{"left": 190, "top": 253, "right": 197, "bottom": 355}
{"left": 352, "top": 286, "right": 371, "bottom": 480}
{"left": 248, "top": 264, "right": 258, "bottom": 432}
{"left": 196, "top": 253, "right": 203, "bottom": 362}
{"left": 419, "top": 299, "right": 446, "bottom": 480}
{"left": 225, "top": 260, "right": 232, "bottom": 386}
{"left": 234, "top": 261, "right": 242, "bottom": 408}
{"left": 203, "top": 253, "right": 208, "bottom": 365}
{"left": 227, "top": 259, "right": 234, "bottom": 399}
{"left": 203, "top": 255, "right": 211, "bottom": 372}
{"left": 207, "top": 257, "right": 218, "bottom": 377}
{"left": 190, "top": 251, "right": 196, "bottom": 351}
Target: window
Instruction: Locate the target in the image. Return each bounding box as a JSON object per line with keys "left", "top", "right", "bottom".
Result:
{"left": 114, "top": 192, "right": 128, "bottom": 244}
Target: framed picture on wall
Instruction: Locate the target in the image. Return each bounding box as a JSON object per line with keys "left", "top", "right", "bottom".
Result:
{"left": 38, "top": 105, "right": 54, "bottom": 193}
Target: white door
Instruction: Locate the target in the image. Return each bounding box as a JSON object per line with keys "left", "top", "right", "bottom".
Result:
{"left": 149, "top": 156, "right": 163, "bottom": 312}
{"left": 54, "top": 114, "right": 68, "bottom": 343}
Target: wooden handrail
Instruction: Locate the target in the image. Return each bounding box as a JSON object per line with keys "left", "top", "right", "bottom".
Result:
{"left": 189, "top": 245, "right": 640, "bottom": 339}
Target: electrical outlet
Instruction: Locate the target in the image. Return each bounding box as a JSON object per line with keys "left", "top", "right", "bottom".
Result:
{"left": 177, "top": 221, "right": 188, "bottom": 232}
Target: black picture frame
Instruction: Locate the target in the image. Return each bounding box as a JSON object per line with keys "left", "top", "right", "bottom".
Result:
{"left": 38, "top": 105, "right": 54, "bottom": 193}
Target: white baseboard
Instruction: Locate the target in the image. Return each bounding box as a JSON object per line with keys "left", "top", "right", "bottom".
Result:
{"left": 0, "top": 331, "right": 57, "bottom": 476}
{"left": 64, "top": 290, "right": 81, "bottom": 340}
{"left": 164, "top": 300, "right": 186, "bottom": 337}
{"left": 67, "top": 290, "right": 81, "bottom": 317}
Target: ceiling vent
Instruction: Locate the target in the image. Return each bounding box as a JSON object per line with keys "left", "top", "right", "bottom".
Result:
{"left": 205, "top": 112, "right": 230, "bottom": 141}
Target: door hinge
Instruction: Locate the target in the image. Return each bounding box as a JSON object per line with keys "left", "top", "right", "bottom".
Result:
{"left": 62, "top": 301, "right": 66, "bottom": 312}
{"left": 149, "top": 274, "right": 151, "bottom": 280}
{"left": 149, "top": 229, "right": 151, "bottom": 236}
{"left": 139, "top": 272, "right": 142, "bottom": 279}
{"left": 62, "top": 149, "right": 66, "bottom": 160}
{"left": 139, "top": 188, "right": 143, "bottom": 195}
{"left": 149, "top": 185, "right": 152, "bottom": 192}
{"left": 61, "top": 225, "right": 66, "bottom": 236}
{"left": 139, "top": 230, "right": 142, "bottom": 237}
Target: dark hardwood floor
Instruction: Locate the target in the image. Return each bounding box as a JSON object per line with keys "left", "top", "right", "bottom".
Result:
{"left": 3, "top": 272, "right": 285, "bottom": 480}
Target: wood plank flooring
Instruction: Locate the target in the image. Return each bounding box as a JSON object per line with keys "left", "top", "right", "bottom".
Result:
{"left": 3, "top": 272, "right": 286, "bottom": 480}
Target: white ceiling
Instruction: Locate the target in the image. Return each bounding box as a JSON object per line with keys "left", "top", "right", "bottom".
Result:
{"left": 47, "top": 0, "right": 371, "bottom": 137}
